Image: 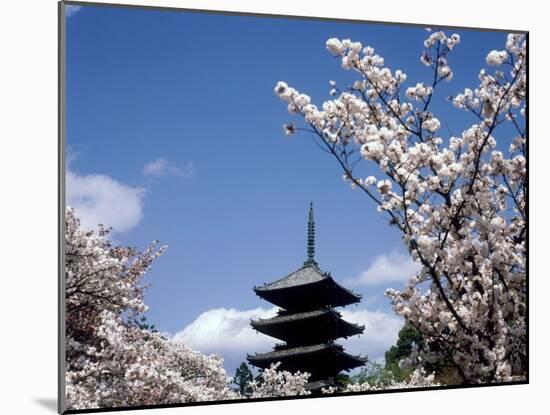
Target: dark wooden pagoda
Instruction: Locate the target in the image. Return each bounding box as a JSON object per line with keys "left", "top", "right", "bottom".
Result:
{"left": 247, "top": 203, "right": 366, "bottom": 392}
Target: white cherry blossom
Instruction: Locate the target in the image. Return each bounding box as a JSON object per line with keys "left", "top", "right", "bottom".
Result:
{"left": 249, "top": 363, "right": 311, "bottom": 398}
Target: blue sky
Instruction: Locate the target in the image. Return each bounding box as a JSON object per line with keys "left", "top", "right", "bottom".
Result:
{"left": 65, "top": 4, "right": 508, "bottom": 376}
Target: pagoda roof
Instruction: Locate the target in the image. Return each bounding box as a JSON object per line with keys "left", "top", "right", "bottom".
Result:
{"left": 247, "top": 342, "right": 367, "bottom": 380}
{"left": 251, "top": 307, "right": 364, "bottom": 344}
{"left": 256, "top": 263, "right": 327, "bottom": 290}
{"left": 254, "top": 263, "right": 362, "bottom": 310}
{"left": 248, "top": 342, "right": 345, "bottom": 361}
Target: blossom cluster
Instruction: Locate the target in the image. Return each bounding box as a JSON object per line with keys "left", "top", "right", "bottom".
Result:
{"left": 248, "top": 362, "right": 311, "bottom": 398}
{"left": 275, "top": 32, "right": 527, "bottom": 384}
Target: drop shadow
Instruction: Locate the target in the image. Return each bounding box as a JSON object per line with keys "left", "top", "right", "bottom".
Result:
{"left": 34, "top": 398, "right": 57, "bottom": 413}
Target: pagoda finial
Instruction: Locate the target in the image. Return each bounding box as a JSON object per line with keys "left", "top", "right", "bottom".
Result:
{"left": 305, "top": 202, "right": 317, "bottom": 266}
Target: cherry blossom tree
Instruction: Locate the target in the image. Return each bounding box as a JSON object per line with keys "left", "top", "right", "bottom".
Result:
{"left": 65, "top": 208, "right": 238, "bottom": 409}
{"left": 248, "top": 362, "right": 311, "bottom": 398}
{"left": 274, "top": 32, "right": 526, "bottom": 384}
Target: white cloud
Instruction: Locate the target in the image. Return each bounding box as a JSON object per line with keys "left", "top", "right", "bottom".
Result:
{"left": 143, "top": 158, "right": 196, "bottom": 179}
{"left": 174, "top": 307, "right": 278, "bottom": 355}
{"left": 340, "top": 308, "right": 403, "bottom": 361}
{"left": 66, "top": 169, "right": 145, "bottom": 233}
{"left": 65, "top": 5, "right": 82, "bottom": 17}
{"left": 344, "top": 250, "right": 421, "bottom": 286}
{"left": 173, "top": 307, "right": 278, "bottom": 375}
{"left": 173, "top": 305, "right": 403, "bottom": 374}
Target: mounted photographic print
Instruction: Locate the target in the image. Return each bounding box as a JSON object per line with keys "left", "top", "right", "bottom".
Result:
{"left": 59, "top": 1, "right": 528, "bottom": 413}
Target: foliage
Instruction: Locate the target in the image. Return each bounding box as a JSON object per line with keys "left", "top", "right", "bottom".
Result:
{"left": 350, "top": 360, "right": 395, "bottom": 386}
{"left": 335, "top": 373, "right": 351, "bottom": 388}
{"left": 129, "top": 315, "right": 159, "bottom": 333}
{"left": 384, "top": 323, "right": 424, "bottom": 381}
{"left": 275, "top": 32, "right": 526, "bottom": 384}
{"left": 233, "top": 362, "right": 254, "bottom": 396}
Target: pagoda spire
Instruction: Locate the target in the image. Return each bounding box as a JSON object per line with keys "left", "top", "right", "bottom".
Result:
{"left": 305, "top": 202, "right": 316, "bottom": 266}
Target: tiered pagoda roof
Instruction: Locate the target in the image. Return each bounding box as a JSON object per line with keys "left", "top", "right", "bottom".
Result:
{"left": 247, "top": 342, "right": 366, "bottom": 381}
{"left": 251, "top": 307, "right": 364, "bottom": 345}
{"left": 253, "top": 263, "right": 362, "bottom": 310}
{"left": 247, "top": 203, "right": 366, "bottom": 392}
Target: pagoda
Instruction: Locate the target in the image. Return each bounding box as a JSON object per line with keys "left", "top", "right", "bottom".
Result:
{"left": 247, "top": 203, "right": 366, "bottom": 392}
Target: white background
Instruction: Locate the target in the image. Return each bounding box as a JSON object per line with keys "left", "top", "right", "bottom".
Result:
{"left": 0, "top": 0, "right": 547, "bottom": 414}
